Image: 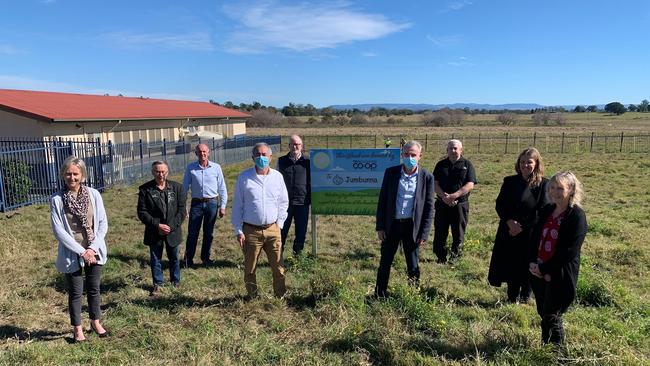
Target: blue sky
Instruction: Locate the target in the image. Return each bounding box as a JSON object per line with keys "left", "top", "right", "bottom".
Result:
{"left": 1, "top": 0, "right": 648, "bottom": 107}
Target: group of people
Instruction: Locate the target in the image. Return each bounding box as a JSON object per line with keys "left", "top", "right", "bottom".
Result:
{"left": 51, "top": 135, "right": 586, "bottom": 348}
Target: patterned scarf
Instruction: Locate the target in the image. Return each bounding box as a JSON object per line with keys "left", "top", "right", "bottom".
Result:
{"left": 63, "top": 185, "right": 95, "bottom": 244}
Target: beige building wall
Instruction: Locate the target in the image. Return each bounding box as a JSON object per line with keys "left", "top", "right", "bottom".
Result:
{"left": 1, "top": 111, "right": 247, "bottom": 143}
{"left": 0, "top": 110, "right": 44, "bottom": 137}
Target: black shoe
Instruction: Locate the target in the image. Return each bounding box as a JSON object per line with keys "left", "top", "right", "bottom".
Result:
{"left": 172, "top": 282, "right": 180, "bottom": 289}
{"left": 90, "top": 323, "right": 110, "bottom": 338}
{"left": 183, "top": 260, "right": 194, "bottom": 269}
{"left": 202, "top": 259, "right": 213, "bottom": 267}
{"left": 436, "top": 257, "right": 447, "bottom": 264}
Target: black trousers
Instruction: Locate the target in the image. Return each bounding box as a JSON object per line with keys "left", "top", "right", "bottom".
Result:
{"left": 65, "top": 264, "right": 102, "bottom": 326}
{"left": 375, "top": 219, "right": 420, "bottom": 297}
{"left": 433, "top": 200, "right": 469, "bottom": 261}
{"left": 530, "top": 276, "right": 568, "bottom": 345}
{"left": 281, "top": 204, "right": 310, "bottom": 255}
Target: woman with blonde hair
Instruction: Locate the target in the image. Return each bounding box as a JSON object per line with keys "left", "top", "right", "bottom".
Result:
{"left": 50, "top": 156, "right": 109, "bottom": 342}
{"left": 529, "top": 171, "right": 587, "bottom": 345}
{"left": 489, "top": 147, "right": 549, "bottom": 303}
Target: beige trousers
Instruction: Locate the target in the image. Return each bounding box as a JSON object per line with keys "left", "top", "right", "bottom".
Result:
{"left": 242, "top": 223, "right": 286, "bottom": 297}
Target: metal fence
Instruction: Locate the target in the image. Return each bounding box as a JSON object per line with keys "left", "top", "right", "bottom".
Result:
{"left": 0, "top": 135, "right": 280, "bottom": 212}
{"left": 292, "top": 132, "right": 650, "bottom": 154}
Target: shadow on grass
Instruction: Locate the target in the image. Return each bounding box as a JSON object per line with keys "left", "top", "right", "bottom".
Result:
{"left": 110, "top": 252, "right": 149, "bottom": 269}
{"left": 405, "top": 335, "right": 521, "bottom": 361}
{"left": 202, "top": 259, "right": 238, "bottom": 269}
{"left": 323, "top": 329, "right": 395, "bottom": 365}
{"left": 131, "top": 293, "right": 242, "bottom": 310}
{"left": 0, "top": 325, "right": 67, "bottom": 342}
{"left": 285, "top": 292, "right": 318, "bottom": 310}
{"left": 343, "top": 248, "right": 376, "bottom": 261}
{"left": 49, "top": 274, "right": 132, "bottom": 295}
{"left": 421, "top": 286, "right": 499, "bottom": 309}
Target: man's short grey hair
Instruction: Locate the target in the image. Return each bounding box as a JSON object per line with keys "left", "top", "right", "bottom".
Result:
{"left": 402, "top": 140, "right": 422, "bottom": 153}
{"left": 59, "top": 156, "right": 88, "bottom": 181}
{"left": 447, "top": 139, "right": 463, "bottom": 148}
{"left": 151, "top": 160, "right": 169, "bottom": 170}
{"left": 252, "top": 142, "right": 272, "bottom": 156}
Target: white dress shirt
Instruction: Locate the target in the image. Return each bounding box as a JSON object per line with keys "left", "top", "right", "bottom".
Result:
{"left": 231, "top": 167, "right": 289, "bottom": 235}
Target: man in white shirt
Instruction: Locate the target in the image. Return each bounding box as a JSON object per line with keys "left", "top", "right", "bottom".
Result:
{"left": 232, "top": 142, "right": 289, "bottom": 298}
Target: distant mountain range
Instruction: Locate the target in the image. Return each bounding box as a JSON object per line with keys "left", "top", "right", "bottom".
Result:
{"left": 327, "top": 103, "right": 600, "bottom": 111}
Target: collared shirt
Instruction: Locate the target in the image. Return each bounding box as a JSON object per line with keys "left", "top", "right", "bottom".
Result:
{"left": 183, "top": 160, "right": 228, "bottom": 208}
{"left": 433, "top": 156, "right": 477, "bottom": 202}
{"left": 395, "top": 166, "right": 418, "bottom": 219}
{"left": 231, "top": 167, "right": 289, "bottom": 235}
{"left": 290, "top": 152, "right": 302, "bottom": 162}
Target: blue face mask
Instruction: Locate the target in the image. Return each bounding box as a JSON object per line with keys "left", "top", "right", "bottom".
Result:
{"left": 254, "top": 156, "right": 270, "bottom": 169}
{"left": 403, "top": 156, "right": 418, "bottom": 170}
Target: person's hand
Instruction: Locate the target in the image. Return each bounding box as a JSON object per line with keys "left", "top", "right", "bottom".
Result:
{"left": 158, "top": 224, "right": 171, "bottom": 235}
{"left": 237, "top": 234, "right": 245, "bottom": 249}
{"left": 82, "top": 249, "right": 97, "bottom": 264}
{"left": 442, "top": 193, "right": 457, "bottom": 207}
{"left": 218, "top": 208, "right": 226, "bottom": 218}
{"left": 507, "top": 219, "right": 523, "bottom": 236}
{"left": 529, "top": 262, "right": 542, "bottom": 278}
{"left": 377, "top": 230, "right": 386, "bottom": 242}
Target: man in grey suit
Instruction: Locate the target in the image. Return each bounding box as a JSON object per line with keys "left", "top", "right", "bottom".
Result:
{"left": 374, "top": 140, "right": 435, "bottom": 298}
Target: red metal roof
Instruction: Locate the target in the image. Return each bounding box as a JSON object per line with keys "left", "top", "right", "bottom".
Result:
{"left": 0, "top": 89, "right": 250, "bottom": 121}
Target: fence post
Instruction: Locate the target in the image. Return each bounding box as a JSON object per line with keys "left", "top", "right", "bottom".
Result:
{"left": 425, "top": 134, "right": 428, "bottom": 151}
{"left": 374, "top": 134, "right": 377, "bottom": 148}
{"left": 561, "top": 132, "right": 565, "bottom": 153}
{"left": 326, "top": 136, "right": 329, "bottom": 149}
{"left": 162, "top": 138, "right": 167, "bottom": 160}
{"left": 139, "top": 139, "right": 144, "bottom": 178}
{"left": 590, "top": 132, "right": 594, "bottom": 152}
{"left": 478, "top": 133, "right": 481, "bottom": 153}
{"left": 107, "top": 140, "right": 114, "bottom": 188}
{"left": 504, "top": 132, "right": 509, "bottom": 154}
{"left": 349, "top": 135, "right": 352, "bottom": 148}
{"left": 620, "top": 132, "right": 624, "bottom": 152}
{"left": 533, "top": 131, "right": 537, "bottom": 147}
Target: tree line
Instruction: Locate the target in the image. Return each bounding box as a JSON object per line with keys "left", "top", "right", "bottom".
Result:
{"left": 208, "top": 99, "right": 649, "bottom": 127}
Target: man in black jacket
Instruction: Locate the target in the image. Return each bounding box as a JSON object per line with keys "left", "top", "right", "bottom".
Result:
{"left": 137, "top": 161, "right": 187, "bottom": 296}
{"left": 278, "top": 135, "right": 310, "bottom": 257}
{"left": 375, "top": 140, "right": 434, "bottom": 298}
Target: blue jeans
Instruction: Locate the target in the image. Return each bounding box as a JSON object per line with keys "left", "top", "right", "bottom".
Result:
{"left": 150, "top": 242, "right": 180, "bottom": 285}
{"left": 185, "top": 200, "right": 218, "bottom": 263}
{"left": 281, "top": 204, "right": 310, "bottom": 254}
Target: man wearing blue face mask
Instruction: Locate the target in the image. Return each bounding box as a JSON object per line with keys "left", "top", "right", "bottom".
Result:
{"left": 232, "top": 142, "right": 289, "bottom": 299}
{"left": 374, "top": 140, "right": 435, "bottom": 298}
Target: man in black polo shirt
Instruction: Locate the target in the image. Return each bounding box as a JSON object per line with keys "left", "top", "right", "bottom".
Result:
{"left": 278, "top": 134, "right": 311, "bottom": 257}
{"left": 433, "top": 139, "right": 477, "bottom": 263}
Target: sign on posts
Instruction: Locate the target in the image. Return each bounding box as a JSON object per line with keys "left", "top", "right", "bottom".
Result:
{"left": 308, "top": 148, "right": 401, "bottom": 254}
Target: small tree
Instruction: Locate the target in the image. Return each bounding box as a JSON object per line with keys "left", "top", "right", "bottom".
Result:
{"left": 247, "top": 109, "right": 284, "bottom": 127}
{"left": 349, "top": 114, "right": 368, "bottom": 125}
{"left": 639, "top": 99, "right": 649, "bottom": 112}
{"left": 553, "top": 113, "right": 567, "bottom": 125}
{"left": 532, "top": 112, "right": 551, "bottom": 126}
{"left": 604, "top": 102, "right": 626, "bottom": 115}
{"left": 587, "top": 105, "right": 599, "bottom": 112}
{"left": 496, "top": 113, "right": 517, "bottom": 125}
{"left": 628, "top": 104, "right": 639, "bottom": 112}
{"left": 573, "top": 105, "right": 587, "bottom": 113}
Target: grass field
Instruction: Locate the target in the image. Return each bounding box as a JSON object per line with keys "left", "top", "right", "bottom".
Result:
{"left": 0, "top": 141, "right": 649, "bottom": 364}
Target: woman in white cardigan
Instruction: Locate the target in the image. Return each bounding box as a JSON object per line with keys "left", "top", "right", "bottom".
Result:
{"left": 50, "top": 156, "right": 109, "bottom": 342}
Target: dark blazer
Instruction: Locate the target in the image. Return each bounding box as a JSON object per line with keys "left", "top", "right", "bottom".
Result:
{"left": 375, "top": 165, "right": 435, "bottom": 243}
{"left": 278, "top": 154, "right": 311, "bottom": 205}
{"left": 488, "top": 175, "right": 549, "bottom": 286}
{"left": 137, "top": 179, "right": 187, "bottom": 247}
{"left": 529, "top": 204, "right": 588, "bottom": 308}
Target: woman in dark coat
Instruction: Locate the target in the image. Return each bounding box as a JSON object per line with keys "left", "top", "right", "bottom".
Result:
{"left": 488, "top": 147, "right": 549, "bottom": 303}
{"left": 529, "top": 171, "right": 587, "bottom": 345}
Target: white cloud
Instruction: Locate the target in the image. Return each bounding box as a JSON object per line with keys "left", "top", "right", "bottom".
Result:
{"left": 426, "top": 34, "right": 461, "bottom": 47}
{"left": 102, "top": 31, "right": 214, "bottom": 51}
{"left": 0, "top": 44, "right": 22, "bottom": 55}
{"left": 222, "top": 2, "right": 410, "bottom": 54}
{"left": 445, "top": 1, "right": 473, "bottom": 11}
{"left": 361, "top": 52, "right": 377, "bottom": 57}
{"left": 447, "top": 56, "right": 473, "bottom": 67}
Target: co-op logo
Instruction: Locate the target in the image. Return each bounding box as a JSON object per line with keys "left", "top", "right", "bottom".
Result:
{"left": 352, "top": 160, "right": 377, "bottom": 170}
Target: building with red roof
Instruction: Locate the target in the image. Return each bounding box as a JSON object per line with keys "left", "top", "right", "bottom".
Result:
{"left": 0, "top": 89, "right": 250, "bottom": 143}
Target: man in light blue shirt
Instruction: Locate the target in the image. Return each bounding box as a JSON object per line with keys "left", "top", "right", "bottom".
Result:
{"left": 375, "top": 140, "right": 435, "bottom": 298}
{"left": 183, "top": 143, "right": 228, "bottom": 267}
{"left": 232, "top": 142, "right": 289, "bottom": 298}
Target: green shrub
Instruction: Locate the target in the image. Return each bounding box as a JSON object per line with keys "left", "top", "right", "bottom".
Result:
{"left": 0, "top": 159, "right": 32, "bottom": 204}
